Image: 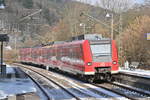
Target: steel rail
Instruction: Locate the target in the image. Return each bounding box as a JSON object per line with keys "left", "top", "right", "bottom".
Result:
{"left": 19, "top": 65, "right": 82, "bottom": 100}
{"left": 93, "top": 83, "right": 137, "bottom": 100}
{"left": 93, "top": 81, "right": 150, "bottom": 100}
{"left": 115, "top": 72, "right": 150, "bottom": 80}
{"left": 19, "top": 67, "right": 52, "bottom": 100}
{"left": 111, "top": 82, "right": 150, "bottom": 97}
{"left": 113, "top": 73, "right": 150, "bottom": 92}
{"left": 16, "top": 63, "right": 150, "bottom": 99}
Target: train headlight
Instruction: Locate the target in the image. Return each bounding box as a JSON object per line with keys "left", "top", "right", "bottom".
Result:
{"left": 87, "top": 62, "right": 92, "bottom": 66}
{"left": 113, "top": 61, "right": 117, "bottom": 64}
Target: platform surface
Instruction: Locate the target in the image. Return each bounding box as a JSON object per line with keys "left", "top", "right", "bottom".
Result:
{"left": 0, "top": 65, "right": 37, "bottom": 99}
{"left": 119, "top": 68, "right": 150, "bottom": 78}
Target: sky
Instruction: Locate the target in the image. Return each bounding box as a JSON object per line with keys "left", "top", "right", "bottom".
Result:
{"left": 76, "top": 0, "right": 145, "bottom": 4}
{"left": 75, "top": 0, "right": 145, "bottom": 13}
{"left": 136, "top": 0, "right": 144, "bottom": 3}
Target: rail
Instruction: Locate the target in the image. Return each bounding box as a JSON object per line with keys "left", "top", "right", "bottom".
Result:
{"left": 18, "top": 64, "right": 82, "bottom": 100}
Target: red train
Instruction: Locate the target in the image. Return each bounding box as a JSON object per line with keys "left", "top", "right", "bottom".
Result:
{"left": 19, "top": 34, "right": 119, "bottom": 82}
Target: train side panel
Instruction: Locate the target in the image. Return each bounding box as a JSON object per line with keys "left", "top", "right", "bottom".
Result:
{"left": 55, "top": 42, "right": 85, "bottom": 75}
{"left": 82, "top": 40, "right": 95, "bottom": 75}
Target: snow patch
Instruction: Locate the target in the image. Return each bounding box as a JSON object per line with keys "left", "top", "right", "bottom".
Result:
{"left": 119, "top": 68, "right": 150, "bottom": 78}
{"left": 0, "top": 65, "right": 37, "bottom": 99}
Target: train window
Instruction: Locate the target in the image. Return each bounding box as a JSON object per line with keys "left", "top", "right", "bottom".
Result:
{"left": 75, "top": 45, "right": 83, "bottom": 59}
{"left": 90, "top": 44, "right": 111, "bottom": 56}
{"left": 51, "top": 48, "right": 53, "bottom": 56}
{"left": 33, "top": 49, "right": 37, "bottom": 59}
{"left": 69, "top": 45, "right": 81, "bottom": 59}
{"left": 61, "top": 48, "right": 65, "bottom": 57}
{"left": 42, "top": 48, "right": 48, "bottom": 58}
{"left": 63, "top": 48, "right": 67, "bottom": 56}
{"left": 65, "top": 47, "right": 69, "bottom": 57}
{"left": 51, "top": 49, "right": 54, "bottom": 56}
{"left": 72, "top": 49, "right": 76, "bottom": 58}
{"left": 65, "top": 46, "right": 70, "bottom": 57}
{"left": 74, "top": 47, "right": 79, "bottom": 58}
{"left": 69, "top": 48, "right": 73, "bottom": 58}
{"left": 47, "top": 48, "right": 51, "bottom": 58}
{"left": 57, "top": 47, "right": 62, "bottom": 60}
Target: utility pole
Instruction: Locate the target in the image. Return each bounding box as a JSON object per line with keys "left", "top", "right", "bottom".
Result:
{"left": 80, "top": 23, "right": 86, "bottom": 34}
{"left": 106, "top": 13, "right": 114, "bottom": 40}
{"left": 111, "top": 14, "right": 114, "bottom": 40}
{"left": 119, "top": 14, "right": 123, "bottom": 66}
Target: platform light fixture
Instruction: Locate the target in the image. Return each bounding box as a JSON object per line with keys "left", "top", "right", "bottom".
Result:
{"left": 106, "top": 13, "right": 114, "bottom": 40}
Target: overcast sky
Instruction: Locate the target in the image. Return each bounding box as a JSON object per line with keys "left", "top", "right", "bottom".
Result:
{"left": 75, "top": 0, "right": 144, "bottom": 13}
{"left": 76, "top": 0, "right": 144, "bottom": 4}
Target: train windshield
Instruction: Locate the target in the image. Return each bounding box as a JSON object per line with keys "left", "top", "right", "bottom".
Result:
{"left": 90, "top": 44, "right": 112, "bottom": 62}
{"left": 90, "top": 44, "right": 111, "bottom": 55}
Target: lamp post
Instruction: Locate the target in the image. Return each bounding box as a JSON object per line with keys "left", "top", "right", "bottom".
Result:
{"left": 106, "top": 13, "right": 114, "bottom": 40}
{"left": 79, "top": 23, "right": 86, "bottom": 34}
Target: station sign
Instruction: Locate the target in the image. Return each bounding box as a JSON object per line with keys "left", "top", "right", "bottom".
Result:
{"left": 0, "top": 0, "right": 5, "bottom": 9}
{"left": 0, "top": 34, "right": 9, "bottom": 42}
{"left": 147, "top": 33, "right": 150, "bottom": 40}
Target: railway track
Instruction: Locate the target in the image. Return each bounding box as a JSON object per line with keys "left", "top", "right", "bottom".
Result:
{"left": 93, "top": 82, "right": 150, "bottom": 100}
{"left": 113, "top": 73, "right": 150, "bottom": 92}
{"left": 14, "top": 63, "right": 150, "bottom": 100}
{"left": 19, "top": 65, "right": 117, "bottom": 100}
{"left": 15, "top": 63, "right": 131, "bottom": 100}
{"left": 19, "top": 66, "right": 82, "bottom": 100}
{"left": 25, "top": 71, "right": 52, "bottom": 100}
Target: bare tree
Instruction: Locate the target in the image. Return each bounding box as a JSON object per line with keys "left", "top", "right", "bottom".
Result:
{"left": 100, "top": 0, "right": 135, "bottom": 13}
{"left": 144, "top": 0, "right": 150, "bottom": 4}
{"left": 119, "top": 15, "right": 150, "bottom": 66}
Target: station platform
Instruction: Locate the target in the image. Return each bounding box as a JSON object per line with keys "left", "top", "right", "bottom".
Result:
{"left": 0, "top": 65, "right": 40, "bottom": 100}
{"left": 119, "top": 68, "right": 150, "bottom": 78}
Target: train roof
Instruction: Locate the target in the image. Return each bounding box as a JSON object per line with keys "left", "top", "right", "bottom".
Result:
{"left": 44, "top": 40, "right": 86, "bottom": 48}
{"left": 30, "top": 34, "right": 111, "bottom": 48}
{"left": 71, "top": 34, "right": 110, "bottom": 41}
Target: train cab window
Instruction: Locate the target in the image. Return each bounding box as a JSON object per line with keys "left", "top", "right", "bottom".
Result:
{"left": 90, "top": 44, "right": 111, "bottom": 56}
{"left": 90, "top": 43, "right": 112, "bottom": 62}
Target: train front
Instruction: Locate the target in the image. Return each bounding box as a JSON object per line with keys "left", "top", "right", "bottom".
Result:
{"left": 82, "top": 37, "right": 119, "bottom": 82}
